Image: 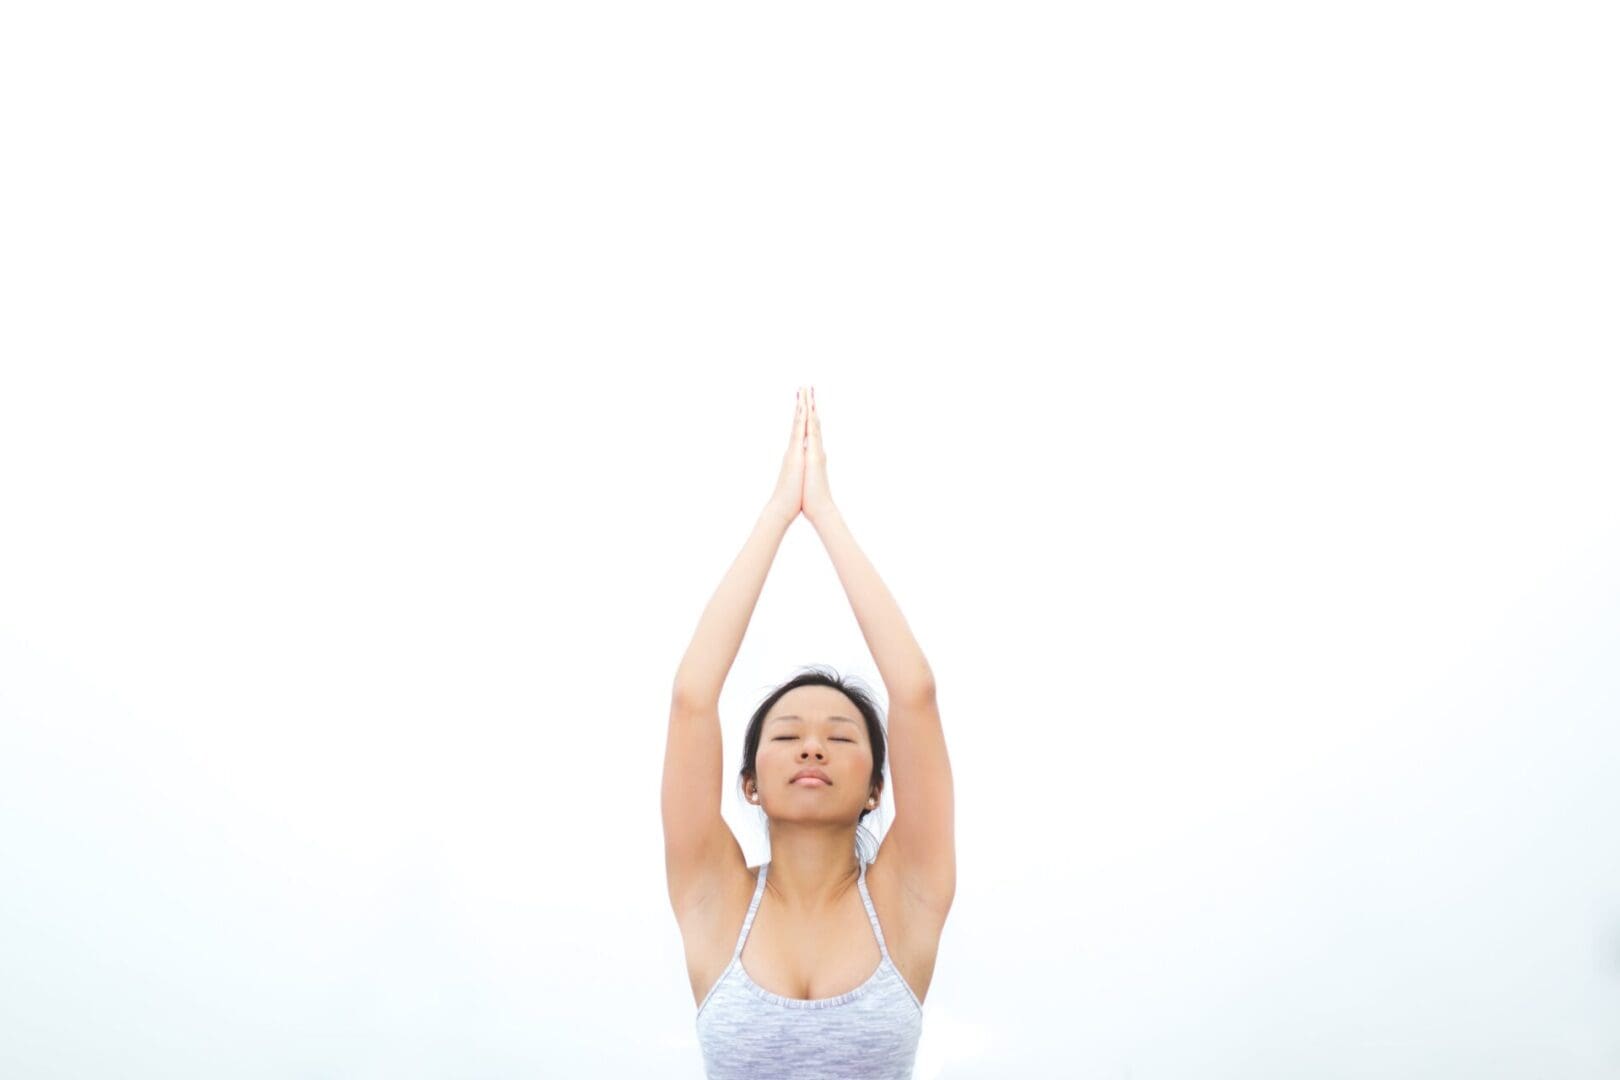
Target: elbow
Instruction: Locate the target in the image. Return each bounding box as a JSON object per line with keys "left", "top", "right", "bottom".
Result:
{"left": 891, "top": 677, "right": 937, "bottom": 706}
{"left": 671, "top": 682, "right": 720, "bottom": 713}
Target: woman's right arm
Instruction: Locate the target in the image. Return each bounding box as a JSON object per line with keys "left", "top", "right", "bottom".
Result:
{"left": 670, "top": 501, "right": 796, "bottom": 706}
{"left": 663, "top": 500, "right": 796, "bottom": 913}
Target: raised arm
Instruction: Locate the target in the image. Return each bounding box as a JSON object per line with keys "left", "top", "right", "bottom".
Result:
{"left": 669, "top": 502, "right": 797, "bottom": 707}
{"left": 670, "top": 388, "right": 807, "bottom": 703}
{"left": 663, "top": 390, "right": 807, "bottom": 916}
{"left": 802, "top": 387, "right": 955, "bottom": 914}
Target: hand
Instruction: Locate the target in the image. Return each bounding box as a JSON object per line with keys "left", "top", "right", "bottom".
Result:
{"left": 801, "top": 385, "right": 836, "bottom": 525}
{"left": 769, "top": 387, "right": 809, "bottom": 521}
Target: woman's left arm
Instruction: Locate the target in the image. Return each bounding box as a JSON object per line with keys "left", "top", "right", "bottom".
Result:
{"left": 810, "top": 504, "right": 936, "bottom": 701}
{"left": 803, "top": 389, "right": 954, "bottom": 913}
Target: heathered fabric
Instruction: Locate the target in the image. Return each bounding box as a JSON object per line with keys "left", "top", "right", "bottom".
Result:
{"left": 694, "top": 856, "right": 924, "bottom": 1079}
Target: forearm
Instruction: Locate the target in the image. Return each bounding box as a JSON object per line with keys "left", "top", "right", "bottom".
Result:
{"left": 811, "top": 505, "right": 936, "bottom": 701}
{"left": 672, "top": 501, "right": 796, "bottom": 707}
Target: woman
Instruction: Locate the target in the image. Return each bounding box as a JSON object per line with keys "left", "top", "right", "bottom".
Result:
{"left": 663, "top": 386, "right": 956, "bottom": 1079}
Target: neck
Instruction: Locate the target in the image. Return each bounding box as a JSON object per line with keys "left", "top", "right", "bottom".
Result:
{"left": 763, "top": 823, "right": 863, "bottom": 913}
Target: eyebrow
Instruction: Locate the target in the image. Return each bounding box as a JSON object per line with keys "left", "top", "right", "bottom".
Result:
{"left": 767, "top": 714, "right": 860, "bottom": 727}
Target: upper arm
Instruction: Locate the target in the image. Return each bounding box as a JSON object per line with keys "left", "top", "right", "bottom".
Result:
{"left": 872, "top": 685, "right": 956, "bottom": 916}
{"left": 661, "top": 696, "right": 747, "bottom": 919}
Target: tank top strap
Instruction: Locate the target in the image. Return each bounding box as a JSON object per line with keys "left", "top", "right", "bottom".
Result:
{"left": 731, "top": 861, "right": 770, "bottom": 962}
{"left": 855, "top": 856, "right": 893, "bottom": 962}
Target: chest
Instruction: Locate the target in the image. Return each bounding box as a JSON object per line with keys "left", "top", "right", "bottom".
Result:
{"left": 739, "top": 889, "right": 884, "bottom": 1001}
{"left": 683, "top": 870, "right": 942, "bottom": 1009}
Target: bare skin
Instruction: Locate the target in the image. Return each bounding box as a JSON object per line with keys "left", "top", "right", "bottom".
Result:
{"left": 665, "top": 385, "right": 955, "bottom": 1008}
{"left": 746, "top": 683, "right": 879, "bottom": 913}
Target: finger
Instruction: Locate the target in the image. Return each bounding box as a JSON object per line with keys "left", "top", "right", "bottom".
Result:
{"left": 790, "top": 387, "right": 805, "bottom": 449}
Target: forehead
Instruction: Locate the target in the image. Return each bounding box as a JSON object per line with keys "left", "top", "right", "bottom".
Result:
{"left": 766, "top": 687, "right": 862, "bottom": 728}
{"left": 766, "top": 713, "right": 861, "bottom": 728}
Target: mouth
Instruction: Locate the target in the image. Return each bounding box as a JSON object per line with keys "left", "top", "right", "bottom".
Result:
{"left": 792, "top": 776, "right": 829, "bottom": 786}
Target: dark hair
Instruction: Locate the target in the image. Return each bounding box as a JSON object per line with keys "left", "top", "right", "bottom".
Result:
{"left": 739, "top": 664, "right": 888, "bottom": 864}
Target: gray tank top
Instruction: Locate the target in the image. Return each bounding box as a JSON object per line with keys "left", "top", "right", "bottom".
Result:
{"left": 694, "top": 856, "right": 924, "bottom": 1079}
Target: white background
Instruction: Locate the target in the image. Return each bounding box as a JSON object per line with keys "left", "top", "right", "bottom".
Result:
{"left": 3, "top": 2, "right": 1617, "bottom": 1077}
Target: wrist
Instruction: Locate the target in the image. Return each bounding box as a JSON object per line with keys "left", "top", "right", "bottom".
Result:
{"left": 763, "top": 499, "right": 799, "bottom": 528}
{"left": 806, "top": 501, "right": 840, "bottom": 529}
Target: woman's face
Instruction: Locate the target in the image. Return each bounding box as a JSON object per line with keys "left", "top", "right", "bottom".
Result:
{"left": 753, "top": 686, "right": 876, "bottom": 820}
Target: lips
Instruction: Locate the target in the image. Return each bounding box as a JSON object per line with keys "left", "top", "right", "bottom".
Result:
{"left": 791, "top": 768, "right": 831, "bottom": 785}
